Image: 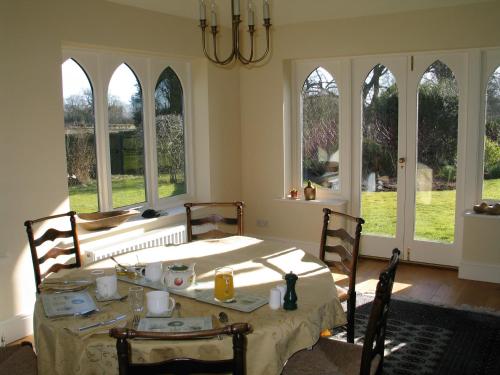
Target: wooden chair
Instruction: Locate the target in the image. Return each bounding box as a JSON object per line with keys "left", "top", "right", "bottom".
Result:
{"left": 319, "top": 208, "right": 364, "bottom": 343}
{"left": 184, "top": 202, "right": 244, "bottom": 242}
{"left": 0, "top": 342, "right": 37, "bottom": 375}
{"left": 109, "top": 323, "right": 251, "bottom": 375}
{"left": 282, "top": 248, "right": 401, "bottom": 375}
{"left": 24, "top": 211, "right": 82, "bottom": 293}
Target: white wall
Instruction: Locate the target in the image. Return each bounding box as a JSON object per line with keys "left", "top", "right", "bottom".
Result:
{"left": 0, "top": 0, "right": 241, "bottom": 338}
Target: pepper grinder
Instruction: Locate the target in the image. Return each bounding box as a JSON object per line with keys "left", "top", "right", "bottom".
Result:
{"left": 283, "top": 272, "right": 298, "bottom": 310}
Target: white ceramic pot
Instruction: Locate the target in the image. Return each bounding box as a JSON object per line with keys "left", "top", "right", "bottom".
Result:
{"left": 162, "top": 263, "right": 195, "bottom": 290}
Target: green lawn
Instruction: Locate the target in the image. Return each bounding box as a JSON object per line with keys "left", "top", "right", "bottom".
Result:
{"left": 362, "top": 178, "right": 500, "bottom": 243}
{"left": 69, "top": 175, "right": 186, "bottom": 213}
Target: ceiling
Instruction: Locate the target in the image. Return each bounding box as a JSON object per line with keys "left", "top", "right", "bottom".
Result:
{"left": 107, "top": 0, "right": 492, "bottom": 26}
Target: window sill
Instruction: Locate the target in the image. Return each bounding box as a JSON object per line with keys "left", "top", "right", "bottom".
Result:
{"left": 77, "top": 205, "right": 188, "bottom": 258}
{"left": 274, "top": 197, "right": 348, "bottom": 207}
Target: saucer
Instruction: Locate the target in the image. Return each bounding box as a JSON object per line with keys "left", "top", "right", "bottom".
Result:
{"left": 95, "top": 291, "right": 123, "bottom": 302}
{"left": 145, "top": 305, "right": 175, "bottom": 318}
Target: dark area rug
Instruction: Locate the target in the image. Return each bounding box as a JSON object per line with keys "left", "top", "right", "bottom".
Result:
{"left": 332, "top": 297, "right": 500, "bottom": 375}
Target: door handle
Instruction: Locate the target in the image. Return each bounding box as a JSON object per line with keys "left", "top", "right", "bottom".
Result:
{"left": 399, "top": 157, "right": 406, "bottom": 168}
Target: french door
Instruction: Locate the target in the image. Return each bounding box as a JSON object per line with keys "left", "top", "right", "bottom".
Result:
{"left": 352, "top": 52, "right": 466, "bottom": 267}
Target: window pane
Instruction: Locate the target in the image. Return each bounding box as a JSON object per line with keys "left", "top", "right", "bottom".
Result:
{"left": 155, "top": 67, "right": 186, "bottom": 199}
{"left": 108, "top": 64, "right": 146, "bottom": 208}
{"left": 361, "top": 64, "right": 398, "bottom": 237}
{"left": 483, "top": 66, "right": 500, "bottom": 200}
{"left": 415, "top": 61, "right": 458, "bottom": 243}
{"left": 301, "top": 67, "right": 340, "bottom": 191}
{"left": 62, "top": 59, "right": 99, "bottom": 213}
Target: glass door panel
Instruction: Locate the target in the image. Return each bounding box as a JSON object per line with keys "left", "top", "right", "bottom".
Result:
{"left": 415, "top": 61, "right": 459, "bottom": 243}
{"left": 361, "top": 64, "right": 399, "bottom": 237}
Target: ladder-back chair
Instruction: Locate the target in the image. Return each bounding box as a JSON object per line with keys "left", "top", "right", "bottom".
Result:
{"left": 184, "top": 202, "right": 244, "bottom": 242}
{"left": 110, "top": 323, "right": 251, "bottom": 375}
{"left": 319, "top": 208, "right": 364, "bottom": 343}
{"left": 283, "top": 249, "right": 401, "bottom": 375}
{"left": 24, "top": 211, "right": 82, "bottom": 293}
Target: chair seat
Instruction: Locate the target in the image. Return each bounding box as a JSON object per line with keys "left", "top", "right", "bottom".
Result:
{"left": 336, "top": 285, "right": 349, "bottom": 302}
{"left": 282, "top": 338, "right": 379, "bottom": 375}
{"left": 0, "top": 345, "right": 37, "bottom": 375}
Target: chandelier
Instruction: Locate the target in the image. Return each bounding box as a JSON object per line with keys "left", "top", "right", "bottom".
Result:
{"left": 198, "top": 0, "right": 271, "bottom": 65}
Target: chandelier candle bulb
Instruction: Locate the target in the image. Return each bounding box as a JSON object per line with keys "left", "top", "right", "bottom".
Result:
{"left": 199, "top": 0, "right": 206, "bottom": 20}
{"left": 248, "top": 2, "right": 254, "bottom": 26}
{"left": 232, "top": 0, "right": 240, "bottom": 15}
{"left": 211, "top": 1, "right": 217, "bottom": 26}
{"left": 263, "top": 0, "right": 270, "bottom": 19}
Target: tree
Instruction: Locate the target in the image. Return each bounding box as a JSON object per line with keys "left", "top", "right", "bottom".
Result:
{"left": 156, "top": 114, "right": 185, "bottom": 183}
{"left": 64, "top": 89, "right": 96, "bottom": 185}
{"left": 301, "top": 67, "right": 339, "bottom": 187}
{"left": 108, "top": 95, "right": 128, "bottom": 124}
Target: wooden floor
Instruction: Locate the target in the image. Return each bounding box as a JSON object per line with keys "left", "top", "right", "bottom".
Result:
{"left": 332, "top": 258, "right": 500, "bottom": 311}
{"left": 7, "top": 258, "right": 500, "bottom": 346}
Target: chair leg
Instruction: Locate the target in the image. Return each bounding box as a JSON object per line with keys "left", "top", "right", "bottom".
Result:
{"left": 346, "top": 294, "right": 356, "bottom": 343}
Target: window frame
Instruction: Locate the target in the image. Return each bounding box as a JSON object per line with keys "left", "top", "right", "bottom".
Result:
{"left": 479, "top": 49, "right": 500, "bottom": 202}
{"left": 62, "top": 47, "right": 193, "bottom": 212}
{"left": 291, "top": 59, "right": 351, "bottom": 201}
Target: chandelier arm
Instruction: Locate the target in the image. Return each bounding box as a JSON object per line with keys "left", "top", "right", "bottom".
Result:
{"left": 237, "top": 28, "right": 254, "bottom": 64}
{"left": 200, "top": 22, "right": 225, "bottom": 65}
{"left": 246, "top": 25, "right": 271, "bottom": 64}
{"left": 211, "top": 27, "right": 236, "bottom": 65}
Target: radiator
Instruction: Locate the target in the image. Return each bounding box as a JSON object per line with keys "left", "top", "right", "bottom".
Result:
{"left": 84, "top": 224, "right": 187, "bottom": 263}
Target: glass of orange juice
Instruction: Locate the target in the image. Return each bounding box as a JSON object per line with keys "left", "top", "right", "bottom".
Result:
{"left": 214, "top": 267, "right": 235, "bottom": 302}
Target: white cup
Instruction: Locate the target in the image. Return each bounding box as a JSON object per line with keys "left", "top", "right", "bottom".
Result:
{"left": 145, "top": 262, "right": 163, "bottom": 282}
{"left": 146, "top": 291, "right": 175, "bottom": 315}
{"left": 269, "top": 287, "right": 281, "bottom": 310}
{"left": 96, "top": 275, "right": 117, "bottom": 298}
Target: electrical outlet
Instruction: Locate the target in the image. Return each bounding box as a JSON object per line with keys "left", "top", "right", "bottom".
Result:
{"left": 256, "top": 219, "right": 269, "bottom": 228}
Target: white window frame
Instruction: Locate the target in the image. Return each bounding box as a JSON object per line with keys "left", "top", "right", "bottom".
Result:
{"left": 62, "top": 47, "right": 194, "bottom": 212}
{"left": 478, "top": 49, "right": 500, "bottom": 202}
{"left": 291, "top": 58, "right": 351, "bottom": 201}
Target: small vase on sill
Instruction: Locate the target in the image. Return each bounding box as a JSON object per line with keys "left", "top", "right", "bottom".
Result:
{"left": 303, "top": 180, "right": 316, "bottom": 201}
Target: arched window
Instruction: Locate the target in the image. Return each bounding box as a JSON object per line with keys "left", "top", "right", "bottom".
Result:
{"left": 415, "top": 60, "right": 458, "bottom": 243}
{"left": 483, "top": 66, "right": 500, "bottom": 200}
{"left": 361, "top": 64, "right": 398, "bottom": 237}
{"left": 108, "top": 64, "right": 146, "bottom": 208}
{"left": 62, "top": 58, "right": 98, "bottom": 213}
{"left": 155, "top": 67, "right": 186, "bottom": 199}
{"left": 301, "top": 67, "right": 340, "bottom": 192}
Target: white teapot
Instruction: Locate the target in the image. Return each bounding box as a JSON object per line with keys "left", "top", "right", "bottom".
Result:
{"left": 161, "top": 263, "right": 196, "bottom": 290}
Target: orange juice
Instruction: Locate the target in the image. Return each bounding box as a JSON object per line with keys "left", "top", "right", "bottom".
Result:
{"left": 214, "top": 268, "right": 234, "bottom": 302}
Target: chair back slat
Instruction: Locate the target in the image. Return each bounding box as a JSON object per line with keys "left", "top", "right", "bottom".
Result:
{"left": 38, "top": 247, "right": 77, "bottom": 264}
{"left": 323, "top": 259, "right": 352, "bottom": 276}
{"left": 191, "top": 215, "right": 238, "bottom": 226}
{"left": 192, "top": 230, "right": 232, "bottom": 241}
{"left": 323, "top": 244, "right": 353, "bottom": 263}
{"left": 129, "top": 359, "right": 234, "bottom": 375}
{"left": 325, "top": 228, "right": 355, "bottom": 246}
{"left": 40, "top": 262, "right": 80, "bottom": 280}
{"left": 360, "top": 248, "right": 400, "bottom": 375}
{"left": 110, "top": 323, "right": 251, "bottom": 375}
{"left": 24, "top": 211, "right": 81, "bottom": 293}
{"left": 33, "top": 228, "right": 72, "bottom": 246}
{"left": 319, "top": 208, "right": 364, "bottom": 343}
{"left": 185, "top": 202, "right": 244, "bottom": 242}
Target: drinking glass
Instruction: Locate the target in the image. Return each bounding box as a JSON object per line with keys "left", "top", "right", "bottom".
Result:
{"left": 214, "top": 267, "right": 235, "bottom": 302}
{"left": 129, "top": 286, "right": 144, "bottom": 314}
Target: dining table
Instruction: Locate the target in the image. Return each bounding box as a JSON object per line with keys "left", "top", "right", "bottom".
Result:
{"left": 33, "top": 235, "right": 347, "bottom": 375}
